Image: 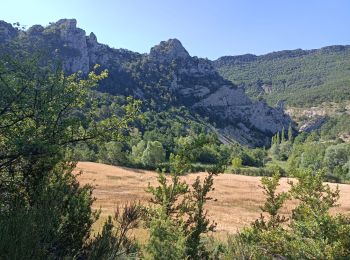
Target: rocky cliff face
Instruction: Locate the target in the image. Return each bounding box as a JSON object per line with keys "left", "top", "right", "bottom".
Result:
{"left": 0, "top": 21, "right": 18, "bottom": 43}
{"left": 53, "top": 19, "right": 90, "bottom": 73}
{"left": 0, "top": 19, "right": 293, "bottom": 146}
{"left": 150, "top": 38, "right": 190, "bottom": 61}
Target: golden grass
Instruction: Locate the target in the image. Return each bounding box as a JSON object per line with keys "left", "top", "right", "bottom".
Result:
{"left": 76, "top": 162, "right": 350, "bottom": 235}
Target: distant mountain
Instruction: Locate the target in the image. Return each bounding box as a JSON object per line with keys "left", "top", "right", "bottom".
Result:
{"left": 213, "top": 46, "right": 350, "bottom": 107}
{"left": 0, "top": 19, "right": 293, "bottom": 146}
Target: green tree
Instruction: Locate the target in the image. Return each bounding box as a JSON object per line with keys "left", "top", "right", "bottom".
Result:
{"left": 271, "top": 135, "right": 276, "bottom": 145}
{"left": 323, "top": 143, "right": 349, "bottom": 177}
{"left": 98, "top": 141, "right": 127, "bottom": 166}
{"left": 276, "top": 132, "right": 280, "bottom": 144}
{"left": 131, "top": 140, "right": 147, "bottom": 164}
{"left": 253, "top": 173, "right": 289, "bottom": 230}
{"left": 232, "top": 157, "right": 243, "bottom": 168}
{"left": 281, "top": 127, "right": 285, "bottom": 143}
{"left": 88, "top": 203, "right": 142, "bottom": 259}
{"left": 141, "top": 141, "right": 166, "bottom": 167}
{"left": 0, "top": 57, "right": 141, "bottom": 258}
{"left": 288, "top": 124, "right": 293, "bottom": 143}
{"left": 300, "top": 143, "right": 326, "bottom": 170}
{"left": 147, "top": 212, "right": 187, "bottom": 260}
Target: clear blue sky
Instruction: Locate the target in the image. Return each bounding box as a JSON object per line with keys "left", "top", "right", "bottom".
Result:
{"left": 1, "top": 0, "right": 349, "bottom": 59}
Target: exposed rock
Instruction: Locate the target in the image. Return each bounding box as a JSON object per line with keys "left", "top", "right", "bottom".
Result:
{"left": 179, "top": 85, "right": 211, "bottom": 98}
{"left": 52, "top": 19, "right": 90, "bottom": 73}
{"left": 0, "top": 20, "right": 18, "bottom": 43}
{"left": 86, "top": 32, "right": 112, "bottom": 65}
{"left": 194, "top": 86, "right": 251, "bottom": 107}
{"left": 88, "top": 32, "right": 97, "bottom": 43}
{"left": 299, "top": 116, "right": 327, "bottom": 133}
{"left": 194, "top": 88, "right": 291, "bottom": 145}
{"left": 218, "top": 125, "right": 261, "bottom": 146}
{"left": 261, "top": 84, "right": 272, "bottom": 93}
{"left": 150, "top": 38, "right": 190, "bottom": 62}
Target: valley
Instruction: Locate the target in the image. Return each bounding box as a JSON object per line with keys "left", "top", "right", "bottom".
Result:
{"left": 1, "top": 8, "right": 350, "bottom": 258}
{"left": 76, "top": 162, "right": 350, "bottom": 234}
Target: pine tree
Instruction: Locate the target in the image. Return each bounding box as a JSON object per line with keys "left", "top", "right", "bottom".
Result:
{"left": 281, "top": 127, "right": 285, "bottom": 143}
{"left": 288, "top": 124, "right": 293, "bottom": 143}
{"left": 276, "top": 132, "right": 280, "bottom": 144}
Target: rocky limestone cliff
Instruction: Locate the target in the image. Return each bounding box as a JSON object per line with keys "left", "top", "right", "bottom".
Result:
{"left": 0, "top": 21, "right": 18, "bottom": 43}
{"left": 44, "top": 19, "right": 90, "bottom": 73}
{"left": 0, "top": 19, "right": 294, "bottom": 146}
{"left": 149, "top": 38, "right": 190, "bottom": 62}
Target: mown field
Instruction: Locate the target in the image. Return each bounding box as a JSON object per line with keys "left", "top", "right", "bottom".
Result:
{"left": 76, "top": 162, "right": 350, "bottom": 236}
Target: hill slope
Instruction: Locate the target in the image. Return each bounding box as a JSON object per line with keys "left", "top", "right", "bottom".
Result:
{"left": 214, "top": 46, "right": 350, "bottom": 107}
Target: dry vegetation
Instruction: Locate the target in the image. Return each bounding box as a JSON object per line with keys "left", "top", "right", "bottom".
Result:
{"left": 76, "top": 162, "right": 350, "bottom": 235}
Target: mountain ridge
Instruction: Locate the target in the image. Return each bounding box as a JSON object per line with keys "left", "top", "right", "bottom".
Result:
{"left": 0, "top": 18, "right": 294, "bottom": 146}
{"left": 213, "top": 44, "right": 350, "bottom": 107}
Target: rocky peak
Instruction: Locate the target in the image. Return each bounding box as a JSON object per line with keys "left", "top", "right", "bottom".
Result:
{"left": 87, "top": 32, "right": 97, "bottom": 44}
{"left": 0, "top": 20, "right": 18, "bottom": 43}
{"left": 49, "top": 19, "right": 90, "bottom": 74}
{"left": 55, "top": 18, "right": 78, "bottom": 30}
{"left": 52, "top": 18, "right": 86, "bottom": 45}
{"left": 149, "top": 38, "right": 190, "bottom": 62}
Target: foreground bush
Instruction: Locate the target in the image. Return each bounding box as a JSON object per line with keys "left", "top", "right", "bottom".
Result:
{"left": 145, "top": 137, "right": 224, "bottom": 259}
{"left": 225, "top": 170, "right": 350, "bottom": 259}
{"left": 87, "top": 203, "right": 143, "bottom": 259}
{"left": 0, "top": 57, "right": 140, "bottom": 259}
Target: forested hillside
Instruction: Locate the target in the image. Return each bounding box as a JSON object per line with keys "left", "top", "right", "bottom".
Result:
{"left": 214, "top": 46, "right": 350, "bottom": 106}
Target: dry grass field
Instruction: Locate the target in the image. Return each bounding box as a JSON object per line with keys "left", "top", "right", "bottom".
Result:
{"left": 76, "top": 162, "right": 350, "bottom": 235}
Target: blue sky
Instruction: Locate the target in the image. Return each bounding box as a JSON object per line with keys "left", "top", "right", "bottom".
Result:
{"left": 1, "top": 0, "right": 349, "bottom": 59}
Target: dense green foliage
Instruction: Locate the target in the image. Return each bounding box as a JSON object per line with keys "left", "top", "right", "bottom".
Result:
{"left": 69, "top": 105, "right": 227, "bottom": 169}
{"left": 319, "top": 114, "right": 350, "bottom": 140}
{"left": 214, "top": 46, "right": 350, "bottom": 106}
{"left": 0, "top": 57, "right": 140, "bottom": 259}
{"left": 288, "top": 138, "right": 350, "bottom": 182}
{"left": 268, "top": 122, "right": 350, "bottom": 183}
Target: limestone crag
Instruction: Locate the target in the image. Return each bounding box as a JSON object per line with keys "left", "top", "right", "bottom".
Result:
{"left": 0, "top": 21, "right": 18, "bottom": 43}
{"left": 0, "top": 19, "right": 294, "bottom": 146}
{"left": 51, "top": 19, "right": 90, "bottom": 73}
{"left": 150, "top": 38, "right": 190, "bottom": 62}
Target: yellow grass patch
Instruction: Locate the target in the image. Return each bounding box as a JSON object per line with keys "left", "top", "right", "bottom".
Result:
{"left": 76, "top": 162, "right": 350, "bottom": 236}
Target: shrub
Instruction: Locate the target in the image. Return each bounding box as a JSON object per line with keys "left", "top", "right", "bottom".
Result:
{"left": 231, "top": 157, "right": 243, "bottom": 168}
{"left": 145, "top": 137, "right": 223, "bottom": 259}
{"left": 0, "top": 163, "right": 97, "bottom": 259}
{"left": 87, "top": 203, "right": 142, "bottom": 259}
{"left": 146, "top": 211, "right": 187, "bottom": 260}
